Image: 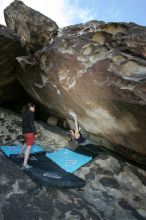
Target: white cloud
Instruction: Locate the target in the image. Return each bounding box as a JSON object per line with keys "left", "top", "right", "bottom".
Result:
{"left": 0, "top": 0, "right": 95, "bottom": 27}
{"left": 0, "top": 0, "right": 12, "bottom": 25}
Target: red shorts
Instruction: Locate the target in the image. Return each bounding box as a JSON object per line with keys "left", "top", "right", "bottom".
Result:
{"left": 24, "top": 133, "right": 35, "bottom": 146}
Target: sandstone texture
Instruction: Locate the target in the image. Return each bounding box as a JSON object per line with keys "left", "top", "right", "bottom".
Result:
{"left": 3, "top": 0, "right": 146, "bottom": 165}
{"left": 16, "top": 21, "right": 146, "bottom": 164}
{"left": 4, "top": 0, "right": 59, "bottom": 53}
{"left": 1, "top": 1, "right": 146, "bottom": 219}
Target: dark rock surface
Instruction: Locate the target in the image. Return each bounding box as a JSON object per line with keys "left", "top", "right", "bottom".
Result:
{"left": 0, "top": 24, "right": 25, "bottom": 104}
{"left": 0, "top": 153, "right": 104, "bottom": 220}
{"left": 0, "top": 107, "right": 146, "bottom": 220}
{"left": 1, "top": 144, "right": 146, "bottom": 220}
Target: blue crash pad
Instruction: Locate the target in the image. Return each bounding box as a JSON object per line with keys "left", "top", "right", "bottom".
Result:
{"left": 46, "top": 148, "right": 92, "bottom": 173}
{"left": 0, "top": 144, "right": 44, "bottom": 157}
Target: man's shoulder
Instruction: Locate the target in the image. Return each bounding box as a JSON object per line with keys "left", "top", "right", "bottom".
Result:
{"left": 23, "top": 110, "right": 33, "bottom": 117}
{"left": 27, "top": 110, "right": 33, "bottom": 115}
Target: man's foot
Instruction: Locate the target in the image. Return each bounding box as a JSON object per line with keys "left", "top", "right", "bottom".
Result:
{"left": 21, "top": 164, "right": 32, "bottom": 170}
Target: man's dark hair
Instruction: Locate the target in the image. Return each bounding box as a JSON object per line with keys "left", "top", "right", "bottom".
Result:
{"left": 21, "top": 103, "right": 35, "bottom": 113}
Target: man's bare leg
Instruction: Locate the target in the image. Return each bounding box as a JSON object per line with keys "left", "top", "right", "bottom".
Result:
{"left": 23, "top": 145, "right": 31, "bottom": 166}
{"left": 18, "top": 143, "right": 26, "bottom": 156}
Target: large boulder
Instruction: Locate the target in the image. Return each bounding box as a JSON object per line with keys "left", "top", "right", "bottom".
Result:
{"left": 4, "top": 0, "right": 59, "bottom": 53}
{"left": 0, "top": 24, "right": 25, "bottom": 104}
{"left": 4, "top": 1, "right": 146, "bottom": 164}
{"left": 16, "top": 21, "right": 146, "bottom": 164}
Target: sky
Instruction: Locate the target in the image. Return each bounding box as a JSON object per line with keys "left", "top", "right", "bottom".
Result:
{"left": 0, "top": 0, "right": 146, "bottom": 28}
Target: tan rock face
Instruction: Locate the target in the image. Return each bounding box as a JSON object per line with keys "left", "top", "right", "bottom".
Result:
{"left": 0, "top": 24, "right": 25, "bottom": 104}
{"left": 11, "top": 14, "right": 146, "bottom": 164}
{"left": 4, "top": 0, "right": 59, "bottom": 53}
{"left": 47, "top": 116, "right": 58, "bottom": 126}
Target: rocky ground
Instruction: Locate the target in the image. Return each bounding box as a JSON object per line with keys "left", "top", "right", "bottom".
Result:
{"left": 0, "top": 108, "right": 146, "bottom": 220}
